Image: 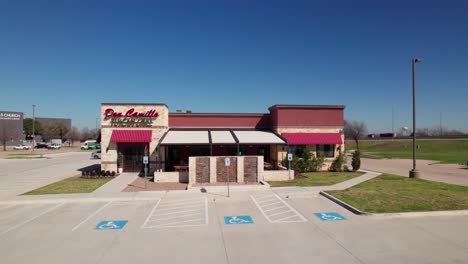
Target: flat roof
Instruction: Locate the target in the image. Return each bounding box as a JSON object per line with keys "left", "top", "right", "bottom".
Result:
{"left": 101, "top": 103, "right": 169, "bottom": 107}
{"left": 269, "top": 104, "right": 346, "bottom": 110}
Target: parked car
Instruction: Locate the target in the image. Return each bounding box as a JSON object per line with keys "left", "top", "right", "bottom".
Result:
{"left": 13, "top": 145, "right": 30, "bottom": 150}
{"left": 48, "top": 143, "right": 61, "bottom": 150}
{"left": 91, "top": 150, "right": 101, "bottom": 159}
{"left": 35, "top": 142, "right": 48, "bottom": 149}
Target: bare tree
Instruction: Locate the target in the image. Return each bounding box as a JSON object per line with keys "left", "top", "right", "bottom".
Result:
{"left": 344, "top": 120, "right": 368, "bottom": 151}
{"left": 66, "top": 126, "right": 81, "bottom": 146}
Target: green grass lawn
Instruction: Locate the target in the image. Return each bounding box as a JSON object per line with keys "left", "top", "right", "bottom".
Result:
{"left": 23, "top": 175, "right": 111, "bottom": 195}
{"left": 268, "top": 172, "right": 364, "bottom": 187}
{"left": 347, "top": 139, "right": 468, "bottom": 164}
{"left": 327, "top": 174, "right": 468, "bottom": 213}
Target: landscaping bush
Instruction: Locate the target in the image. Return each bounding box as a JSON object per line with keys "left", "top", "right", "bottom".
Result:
{"left": 351, "top": 150, "right": 361, "bottom": 171}
{"left": 309, "top": 152, "right": 325, "bottom": 172}
{"left": 329, "top": 153, "right": 345, "bottom": 172}
{"left": 111, "top": 171, "right": 116, "bottom": 177}
{"left": 343, "top": 165, "right": 349, "bottom": 172}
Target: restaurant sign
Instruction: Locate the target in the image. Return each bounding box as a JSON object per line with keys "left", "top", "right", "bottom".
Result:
{"left": 103, "top": 108, "right": 159, "bottom": 127}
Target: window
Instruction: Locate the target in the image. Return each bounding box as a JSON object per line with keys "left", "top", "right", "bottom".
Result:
{"left": 316, "top": 144, "right": 335, "bottom": 158}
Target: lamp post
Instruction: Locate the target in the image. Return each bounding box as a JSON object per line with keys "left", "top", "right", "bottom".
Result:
{"left": 32, "top": 105, "right": 36, "bottom": 151}
{"left": 409, "top": 58, "right": 422, "bottom": 178}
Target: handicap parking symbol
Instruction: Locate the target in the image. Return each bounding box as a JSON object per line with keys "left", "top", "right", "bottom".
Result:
{"left": 314, "top": 212, "right": 347, "bottom": 221}
{"left": 224, "top": 215, "right": 254, "bottom": 225}
{"left": 96, "top": 220, "right": 128, "bottom": 230}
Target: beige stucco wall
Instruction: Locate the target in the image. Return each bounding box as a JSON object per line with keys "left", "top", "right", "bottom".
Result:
{"left": 274, "top": 127, "right": 345, "bottom": 171}
{"left": 100, "top": 104, "right": 169, "bottom": 172}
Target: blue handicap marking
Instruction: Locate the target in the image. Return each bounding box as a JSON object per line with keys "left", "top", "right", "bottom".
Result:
{"left": 224, "top": 215, "right": 254, "bottom": 225}
{"left": 314, "top": 212, "right": 347, "bottom": 221}
{"left": 96, "top": 220, "right": 128, "bottom": 230}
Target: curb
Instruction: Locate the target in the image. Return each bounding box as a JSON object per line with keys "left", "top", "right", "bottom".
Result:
{"left": 320, "top": 191, "right": 468, "bottom": 218}
{"left": 320, "top": 191, "right": 367, "bottom": 215}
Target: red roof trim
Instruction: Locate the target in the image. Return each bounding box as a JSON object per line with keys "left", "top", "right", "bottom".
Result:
{"left": 111, "top": 130, "right": 152, "bottom": 143}
{"left": 282, "top": 133, "right": 343, "bottom": 145}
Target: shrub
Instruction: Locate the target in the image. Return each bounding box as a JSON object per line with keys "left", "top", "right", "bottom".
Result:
{"left": 106, "top": 170, "right": 111, "bottom": 176}
{"left": 329, "top": 153, "right": 345, "bottom": 172}
{"left": 111, "top": 171, "right": 116, "bottom": 177}
{"left": 343, "top": 165, "right": 349, "bottom": 172}
{"left": 351, "top": 150, "right": 361, "bottom": 171}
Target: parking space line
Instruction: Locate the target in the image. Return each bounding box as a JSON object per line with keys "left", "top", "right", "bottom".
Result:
{"left": 141, "top": 197, "right": 208, "bottom": 229}
{"left": 72, "top": 201, "right": 113, "bottom": 231}
{"left": 158, "top": 200, "right": 202, "bottom": 208}
{"left": 147, "top": 212, "right": 202, "bottom": 222}
{"left": 141, "top": 199, "right": 162, "bottom": 229}
{"left": 251, "top": 193, "right": 307, "bottom": 223}
{"left": 156, "top": 204, "right": 204, "bottom": 211}
{"left": 0, "top": 203, "right": 65, "bottom": 237}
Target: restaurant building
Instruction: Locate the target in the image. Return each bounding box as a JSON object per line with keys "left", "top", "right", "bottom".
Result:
{"left": 100, "top": 103, "right": 345, "bottom": 185}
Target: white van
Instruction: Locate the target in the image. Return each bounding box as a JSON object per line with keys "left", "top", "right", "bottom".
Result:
{"left": 81, "top": 140, "right": 97, "bottom": 150}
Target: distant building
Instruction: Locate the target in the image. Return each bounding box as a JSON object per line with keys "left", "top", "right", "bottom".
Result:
{"left": 0, "top": 111, "right": 24, "bottom": 146}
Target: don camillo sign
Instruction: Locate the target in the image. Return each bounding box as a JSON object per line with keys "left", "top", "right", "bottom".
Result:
{"left": 103, "top": 108, "right": 159, "bottom": 127}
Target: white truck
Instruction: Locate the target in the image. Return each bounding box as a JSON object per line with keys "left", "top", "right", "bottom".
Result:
{"left": 81, "top": 140, "right": 97, "bottom": 150}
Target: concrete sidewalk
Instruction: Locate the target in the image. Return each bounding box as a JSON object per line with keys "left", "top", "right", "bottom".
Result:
{"left": 92, "top": 173, "right": 139, "bottom": 194}
{"left": 271, "top": 170, "right": 381, "bottom": 197}
{"left": 357, "top": 158, "right": 468, "bottom": 186}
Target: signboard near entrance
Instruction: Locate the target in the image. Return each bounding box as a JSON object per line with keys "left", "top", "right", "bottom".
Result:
{"left": 224, "top": 158, "right": 230, "bottom": 167}
{"left": 287, "top": 153, "right": 293, "bottom": 161}
{"left": 143, "top": 156, "right": 149, "bottom": 164}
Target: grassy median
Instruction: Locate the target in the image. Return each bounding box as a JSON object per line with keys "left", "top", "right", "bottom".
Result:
{"left": 23, "top": 175, "right": 111, "bottom": 195}
{"left": 268, "top": 172, "right": 364, "bottom": 187}
{"left": 327, "top": 174, "right": 468, "bottom": 213}
{"left": 347, "top": 139, "right": 468, "bottom": 164}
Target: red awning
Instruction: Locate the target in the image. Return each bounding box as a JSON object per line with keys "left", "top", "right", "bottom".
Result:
{"left": 281, "top": 133, "right": 343, "bottom": 145}
{"left": 111, "top": 130, "right": 152, "bottom": 143}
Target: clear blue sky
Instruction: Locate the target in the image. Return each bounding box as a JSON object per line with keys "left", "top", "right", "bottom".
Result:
{"left": 1, "top": 0, "right": 467, "bottom": 133}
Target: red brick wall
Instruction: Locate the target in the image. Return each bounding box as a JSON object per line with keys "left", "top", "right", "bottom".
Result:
{"left": 169, "top": 114, "right": 271, "bottom": 128}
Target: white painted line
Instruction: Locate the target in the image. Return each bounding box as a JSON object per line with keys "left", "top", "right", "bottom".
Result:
{"left": 251, "top": 195, "right": 273, "bottom": 223}
{"left": 148, "top": 212, "right": 203, "bottom": 222}
{"left": 260, "top": 200, "right": 284, "bottom": 207}
{"left": 156, "top": 204, "right": 204, "bottom": 211}
{"left": 268, "top": 209, "right": 292, "bottom": 217}
{"left": 272, "top": 193, "right": 307, "bottom": 222}
{"left": 141, "top": 199, "right": 162, "bottom": 228}
{"left": 256, "top": 196, "right": 277, "bottom": 203}
{"left": 151, "top": 208, "right": 203, "bottom": 217}
{"left": 274, "top": 214, "right": 300, "bottom": 222}
{"left": 156, "top": 218, "right": 204, "bottom": 226}
{"left": 263, "top": 206, "right": 286, "bottom": 213}
{"left": 158, "top": 200, "right": 203, "bottom": 208}
{"left": 159, "top": 198, "right": 202, "bottom": 205}
{"left": 0, "top": 203, "right": 65, "bottom": 237}
{"left": 71, "top": 201, "right": 113, "bottom": 231}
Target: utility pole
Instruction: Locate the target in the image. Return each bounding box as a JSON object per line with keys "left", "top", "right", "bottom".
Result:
{"left": 392, "top": 105, "right": 394, "bottom": 135}
{"left": 32, "top": 105, "right": 36, "bottom": 151}
{"left": 409, "top": 58, "right": 422, "bottom": 178}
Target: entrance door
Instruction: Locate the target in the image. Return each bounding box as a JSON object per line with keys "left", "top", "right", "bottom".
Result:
{"left": 119, "top": 143, "right": 146, "bottom": 172}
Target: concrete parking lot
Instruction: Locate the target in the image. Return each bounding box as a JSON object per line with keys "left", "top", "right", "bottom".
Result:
{"left": 0, "top": 152, "right": 98, "bottom": 198}
{"left": 0, "top": 191, "right": 467, "bottom": 264}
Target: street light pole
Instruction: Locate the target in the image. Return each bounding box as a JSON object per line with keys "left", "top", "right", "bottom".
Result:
{"left": 409, "top": 58, "right": 422, "bottom": 178}
{"left": 32, "top": 105, "right": 36, "bottom": 152}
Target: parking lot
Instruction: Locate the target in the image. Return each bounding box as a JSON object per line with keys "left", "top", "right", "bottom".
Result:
{"left": 1, "top": 191, "right": 468, "bottom": 264}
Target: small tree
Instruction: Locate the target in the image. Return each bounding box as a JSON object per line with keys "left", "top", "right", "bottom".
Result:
{"left": 344, "top": 120, "right": 368, "bottom": 151}
{"left": 329, "top": 153, "right": 345, "bottom": 172}
{"left": 351, "top": 150, "right": 361, "bottom": 171}
{"left": 23, "top": 118, "right": 43, "bottom": 139}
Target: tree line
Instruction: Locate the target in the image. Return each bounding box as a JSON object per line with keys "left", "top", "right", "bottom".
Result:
{"left": 23, "top": 118, "right": 99, "bottom": 144}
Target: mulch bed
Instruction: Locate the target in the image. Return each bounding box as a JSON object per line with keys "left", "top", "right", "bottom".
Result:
{"left": 122, "top": 177, "right": 188, "bottom": 192}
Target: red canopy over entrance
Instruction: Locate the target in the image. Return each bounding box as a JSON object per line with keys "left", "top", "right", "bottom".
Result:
{"left": 111, "top": 130, "right": 152, "bottom": 143}
{"left": 281, "top": 133, "right": 342, "bottom": 145}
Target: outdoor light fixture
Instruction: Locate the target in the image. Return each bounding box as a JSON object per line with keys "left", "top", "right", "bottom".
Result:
{"left": 409, "top": 58, "right": 423, "bottom": 178}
